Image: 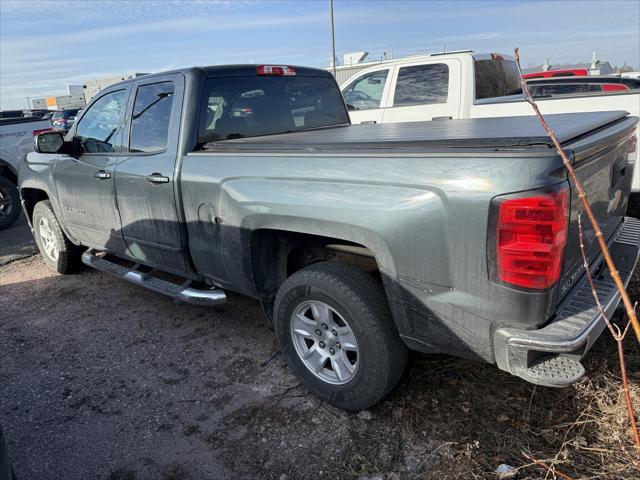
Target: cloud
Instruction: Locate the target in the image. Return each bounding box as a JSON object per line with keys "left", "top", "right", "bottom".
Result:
{"left": 1, "top": 0, "right": 638, "bottom": 109}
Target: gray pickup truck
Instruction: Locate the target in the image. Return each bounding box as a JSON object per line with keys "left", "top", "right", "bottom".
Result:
{"left": 20, "top": 64, "right": 640, "bottom": 410}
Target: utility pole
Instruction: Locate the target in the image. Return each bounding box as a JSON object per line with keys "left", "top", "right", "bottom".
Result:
{"left": 330, "top": 0, "right": 336, "bottom": 76}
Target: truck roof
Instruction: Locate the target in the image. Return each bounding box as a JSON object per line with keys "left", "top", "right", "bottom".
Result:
{"left": 106, "top": 64, "right": 334, "bottom": 89}
{"left": 201, "top": 111, "right": 631, "bottom": 153}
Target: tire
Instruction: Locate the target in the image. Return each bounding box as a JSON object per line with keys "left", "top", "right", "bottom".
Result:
{"left": 0, "top": 176, "right": 21, "bottom": 231}
{"left": 274, "top": 261, "right": 408, "bottom": 410}
{"left": 32, "top": 200, "right": 83, "bottom": 274}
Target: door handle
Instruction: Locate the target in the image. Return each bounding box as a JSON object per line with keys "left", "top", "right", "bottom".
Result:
{"left": 146, "top": 173, "right": 170, "bottom": 184}
{"left": 360, "top": 120, "right": 377, "bottom": 125}
{"left": 93, "top": 170, "right": 111, "bottom": 180}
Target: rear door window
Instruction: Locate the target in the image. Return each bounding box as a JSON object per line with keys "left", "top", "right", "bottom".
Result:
{"left": 129, "top": 81, "right": 175, "bottom": 153}
{"left": 342, "top": 69, "right": 390, "bottom": 110}
{"left": 393, "top": 63, "right": 449, "bottom": 106}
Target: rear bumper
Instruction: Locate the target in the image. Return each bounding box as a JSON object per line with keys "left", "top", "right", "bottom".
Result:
{"left": 494, "top": 216, "right": 640, "bottom": 387}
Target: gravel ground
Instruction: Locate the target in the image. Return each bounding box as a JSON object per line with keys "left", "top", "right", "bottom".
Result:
{"left": 0, "top": 215, "right": 38, "bottom": 266}
{"left": 1, "top": 250, "right": 639, "bottom": 480}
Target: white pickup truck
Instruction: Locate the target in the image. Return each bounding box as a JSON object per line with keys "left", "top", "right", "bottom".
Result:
{"left": 341, "top": 51, "right": 640, "bottom": 203}
{"left": 0, "top": 116, "right": 51, "bottom": 229}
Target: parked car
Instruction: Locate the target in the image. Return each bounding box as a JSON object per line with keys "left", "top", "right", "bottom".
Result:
{"left": 21, "top": 64, "right": 640, "bottom": 410}
{"left": 527, "top": 75, "right": 640, "bottom": 96}
{"left": 50, "top": 108, "right": 80, "bottom": 131}
{"left": 339, "top": 51, "right": 640, "bottom": 210}
{"left": 0, "top": 116, "right": 51, "bottom": 229}
{"left": 523, "top": 68, "right": 589, "bottom": 79}
{"left": 0, "top": 110, "right": 25, "bottom": 120}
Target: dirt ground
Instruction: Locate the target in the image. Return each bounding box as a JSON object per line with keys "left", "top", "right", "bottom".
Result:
{"left": 1, "top": 251, "right": 639, "bottom": 480}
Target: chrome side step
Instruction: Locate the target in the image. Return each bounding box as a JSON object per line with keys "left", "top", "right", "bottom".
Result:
{"left": 81, "top": 250, "right": 226, "bottom": 306}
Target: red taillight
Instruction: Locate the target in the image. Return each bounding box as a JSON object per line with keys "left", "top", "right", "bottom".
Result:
{"left": 256, "top": 65, "right": 296, "bottom": 76}
{"left": 492, "top": 188, "right": 569, "bottom": 290}
{"left": 32, "top": 128, "right": 53, "bottom": 136}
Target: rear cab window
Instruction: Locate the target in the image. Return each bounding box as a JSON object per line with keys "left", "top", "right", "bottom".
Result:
{"left": 474, "top": 55, "right": 522, "bottom": 100}
{"left": 198, "top": 73, "right": 348, "bottom": 145}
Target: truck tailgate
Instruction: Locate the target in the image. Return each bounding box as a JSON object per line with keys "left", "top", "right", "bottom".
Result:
{"left": 557, "top": 115, "right": 639, "bottom": 301}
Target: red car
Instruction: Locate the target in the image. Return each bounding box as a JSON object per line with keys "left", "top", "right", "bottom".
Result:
{"left": 523, "top": 68, "right": 589, "bottom": 79}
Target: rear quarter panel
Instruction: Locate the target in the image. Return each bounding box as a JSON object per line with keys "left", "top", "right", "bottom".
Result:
{"left": 181, "top": 149, "right": 567, "bottom": 362}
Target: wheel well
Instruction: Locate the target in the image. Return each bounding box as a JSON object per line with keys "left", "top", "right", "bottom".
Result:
{"left": 250, "top": 229, "right": 380, "bottom": 317}
{"left": 21, "top": 188, "right": 49, "bottom": 221}
{"left": 0, "top": 161, "right": 17, "bottom": 185}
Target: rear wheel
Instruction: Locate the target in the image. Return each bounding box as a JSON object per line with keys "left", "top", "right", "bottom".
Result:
{"left": 32, "top": 200, "right": 83, "bottom": 274}
{"left": 0, "top": 176, "right": 21, "bottom": 231}
{"left": 274, "top": 261, "right": 408, "bottom": 410}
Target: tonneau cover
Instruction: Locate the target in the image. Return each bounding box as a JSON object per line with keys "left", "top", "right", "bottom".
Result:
{"left": 203, "top": 111, "right": 630, "bottom": 153}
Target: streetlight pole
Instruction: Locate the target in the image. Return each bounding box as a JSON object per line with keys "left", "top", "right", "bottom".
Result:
{"left": 330, "top": 0, "right": 336, "bottom": 77}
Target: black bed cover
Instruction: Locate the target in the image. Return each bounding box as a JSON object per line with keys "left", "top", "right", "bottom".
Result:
{"left": 203, "top": 111, "right": 631, "bottom": 153}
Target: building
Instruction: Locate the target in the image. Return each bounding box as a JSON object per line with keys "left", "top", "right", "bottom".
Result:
{"left": 329, "top": 51, "right": 390, "bottom": 86}
{"left": 31, "top": 84, "right": 86, "bottom": 110}
{"left": 30, "top": 72, "right": 148, "bottom": 111}
{"left": 82, "top": 73, "right": 147, "bottom": 103}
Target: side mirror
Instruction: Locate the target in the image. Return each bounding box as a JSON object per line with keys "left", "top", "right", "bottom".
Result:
{"left": 346, "top": 103, "right": 358, "bottom": 112}
{"left": 34, "top": 131, "right": 64, "bottom": 154}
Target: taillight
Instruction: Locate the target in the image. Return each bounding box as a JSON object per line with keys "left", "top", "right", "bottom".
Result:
{"left": 32, "top": 128, "right": 53, "bottom": 136}
{"left": 490, "top": 188, "right": 569, "bottom": 290}
{"left": 256, "top": 65, "right": 296, "bottom": 76}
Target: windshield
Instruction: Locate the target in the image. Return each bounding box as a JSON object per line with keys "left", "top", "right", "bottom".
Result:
{"left": 474, "top": 58, "right": 522, "bottom": 99}
{"left": 52, "top": 112, "right": 64, "bottom": 119}
{"left": 197, "top": 75, "right": 349, "bottom": 146}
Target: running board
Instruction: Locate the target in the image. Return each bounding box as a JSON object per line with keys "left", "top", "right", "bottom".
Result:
{"left": 81, "top": 250, "right": 226, "bottom": 306}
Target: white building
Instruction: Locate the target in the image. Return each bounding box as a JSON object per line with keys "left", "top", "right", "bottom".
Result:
{"left": 82, "top": 73, "right": 147, "bottom": 103}
{"left": 32, "top": 84, "right": 86, "bottom": 110}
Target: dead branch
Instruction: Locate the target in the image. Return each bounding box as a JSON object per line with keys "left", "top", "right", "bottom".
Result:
{"left": 522, "top": 452, "right": 574, "bottom": 480}
{"left": 513, "top": 47, "right": 640, "bottom": 344}
{"left": 578, "top": 215, "right": 640, "bottom": 450}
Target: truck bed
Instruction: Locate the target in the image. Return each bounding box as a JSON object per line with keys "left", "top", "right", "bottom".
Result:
{"left": 202, "top": 111, "right": 629, "bottom": 153}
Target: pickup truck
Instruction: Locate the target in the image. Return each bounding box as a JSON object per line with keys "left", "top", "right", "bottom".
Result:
{"left": 20, "top": 64, "right": 640, "bottom": 410}
{"left": 0, "top": 116, "right": 51, "bottom": 229}
{"left": 340, "top": 51, "right": 640, "bottom": 209}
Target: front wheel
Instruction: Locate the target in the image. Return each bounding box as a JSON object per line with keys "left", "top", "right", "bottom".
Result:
{"left": 0, "top": 176, "right": 21, "bottom": 231}
{"left": 32, "top": 200, "right": 83, "bottom": 274}
{"left": 273, "top": 261, "right": 408, "bottom": 411}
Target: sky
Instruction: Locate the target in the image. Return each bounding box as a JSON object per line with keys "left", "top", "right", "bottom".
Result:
{"left": 1, "top": 0, "right": 639, "bottom": 110}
